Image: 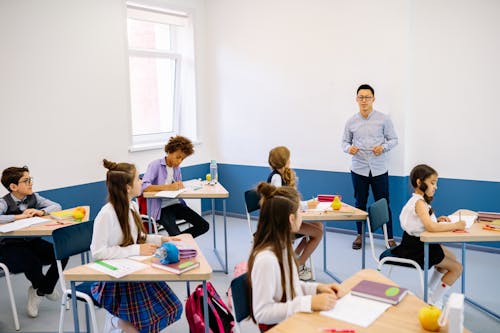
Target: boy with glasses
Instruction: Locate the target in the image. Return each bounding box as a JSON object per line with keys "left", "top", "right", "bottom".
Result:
{"left": 0, "top": 166, "right": 67, "bottom": 318}
{"left": 342, "top": 84, "right": 399, "bottom": 250}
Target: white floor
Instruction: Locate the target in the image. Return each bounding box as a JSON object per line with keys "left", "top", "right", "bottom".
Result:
{"left": 0, "top": 216, "right": 499, "bottom": 332}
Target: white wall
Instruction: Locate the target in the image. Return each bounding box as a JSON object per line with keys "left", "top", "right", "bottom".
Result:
{"left": 0, "top": 0, "right": 212, "bottom": 195}
{"left": 1, "top": 0, "right": 499, "bottom": 196}
{"left": 206, "top": 0, "right": 500, "bottom": 182}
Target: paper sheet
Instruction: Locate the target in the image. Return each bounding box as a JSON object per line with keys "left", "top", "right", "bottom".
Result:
{"left": 320, "top": 293, "right": 391, "bottom": 328}
{"left": 0, "top": 216, "right": 51, "bottom": 233}
{"left": 448, "top": 214, "right": 476, "bottom": 229}
{"left": 154, "top": 188, "right": 188, "bottom": 198}
{"left": 88, "top": 259, "right": 148, "bottom": 278}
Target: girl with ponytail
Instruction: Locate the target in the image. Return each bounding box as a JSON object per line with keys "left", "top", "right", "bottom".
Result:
{"left": 391, "top": 164, "right": 465, "bottom": 308}
{"left": 91, "top": 159, "right": 182, "bottom": 333}
{"left": 247, "top": 182, "right": 344, "bottom": 332}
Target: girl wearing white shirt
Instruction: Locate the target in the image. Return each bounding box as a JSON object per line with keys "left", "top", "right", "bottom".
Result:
{"left": 248, "top": 182, "right": 344, "bottom": 332}
{"left": 391, "top": 164, "right": 465, "bottom": 307}
{"left": 91, "top": 159, "right": 181, "bottom": 333}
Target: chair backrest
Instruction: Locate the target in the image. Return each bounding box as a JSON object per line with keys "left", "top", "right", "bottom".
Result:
{"left": 368, "top": 198, "right": 389, "bottom": 233}
{"left": 230, "top": 273, "right": 250, "bottom": 323}
{"left": 52, "top": 220, "right": 94, "bottom": 261}
{"left": 244, "top": 190, "right": 260, "bottom": 214}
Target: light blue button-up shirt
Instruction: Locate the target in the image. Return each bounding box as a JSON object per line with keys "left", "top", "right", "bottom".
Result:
{"left": 0, "top": 193, "right": 61, "bottom": 224}
{"left": 342, "top": 110, "right": 398, "bottom": 177}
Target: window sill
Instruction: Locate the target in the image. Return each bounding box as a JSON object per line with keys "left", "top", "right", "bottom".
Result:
{"left": 129, "top": 140, "right": 201, "bottom": 152}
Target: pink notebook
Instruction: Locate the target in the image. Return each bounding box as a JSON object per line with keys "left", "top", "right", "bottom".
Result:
{"left": 351, "top": 280, "right": 408, "bottom": 305}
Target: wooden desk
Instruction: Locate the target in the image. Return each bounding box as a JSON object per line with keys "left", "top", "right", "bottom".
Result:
{"left": 143, "top": 182, "right": 230, "bottom": 273}
{"left": 420, "top": 210, "right": 500, "bottom": 320}
{"left": 0, "top": 206, "right": 90, "bottom": 237}
{"left": 268, "top": 269, "right": 470, "bottom": 333}
{"left": 302, "top": 204, "right": 368, "bottom": 282}
{"left": 64, "top": 234, "right": 213, "bottom": 333}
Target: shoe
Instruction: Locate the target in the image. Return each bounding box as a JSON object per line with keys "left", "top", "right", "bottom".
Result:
{"left": 27, "top": 286, "right": 43, "bottom": 318}
{"left": 298, "top": 265, "right": 312, "bottom": 281}
{"left": 352, "top": 234, "right": 362, "bottom": 250}
{"left": 103, "top": 312, "right": 123, "bottom": 333}
{"left": 387, "top": 239, "right": 397, "bottom": 248}
{"left": 45, "top": 288, "right": 60, "bottom": 301}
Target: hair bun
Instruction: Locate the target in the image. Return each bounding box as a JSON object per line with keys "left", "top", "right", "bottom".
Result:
{"left": 103, "top": 159, "right": 118, "bottom": 170}
{"left": 256, "top": 182, "right": 276, "bottom": 199}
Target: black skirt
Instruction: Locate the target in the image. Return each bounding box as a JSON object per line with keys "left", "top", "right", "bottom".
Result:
{"left": 391, "top": 231, "right": 444, "bottom": 269}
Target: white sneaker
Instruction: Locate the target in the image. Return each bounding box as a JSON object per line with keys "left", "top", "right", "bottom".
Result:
{"left": 298, "top": 265, "right": 312, "bottom": 281}
{"left": 45, "top": 288, "right": 61, "bottom": 301}
{"left": 103, "top": 311, "right": 123, "bottom": 333}
{"left": 27, "top": 286, "right": 43, "bottom": 318}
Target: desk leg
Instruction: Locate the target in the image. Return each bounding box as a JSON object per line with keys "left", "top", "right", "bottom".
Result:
{"left": 424, "top": 243, "right": 429, "bottom": 303}
{"left": 211, "top": 199, "right": 228, "bottom": 273}
{"left": 147, "top": 200, "right": 152, "bottom": 234}
{"left": 461, "top": 242, "right": 466, "bottom": 294}
{"left": 323, "top": 228, "right": 327, "bottom": 273}
{"left": 203, "top": 281, "right": 209, "bottom": 333}
{"left": 361, "top": 221, "right": 366, "bottom": 269}
{"left": 71, "top": 281, "right": 80, "bottom": 333}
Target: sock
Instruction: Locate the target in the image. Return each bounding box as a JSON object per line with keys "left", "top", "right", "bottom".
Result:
{"left": 428, "top": 269, "right": 445, "bottom": 291}
{"left": 431, "top": 282, "right": 450, "bottom": 307}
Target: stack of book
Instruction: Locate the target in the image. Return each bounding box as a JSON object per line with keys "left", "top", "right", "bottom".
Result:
{"left": 350, "top": 280, "right": 408, "bottom": 305}
{"left": 478, "top": 211, "right": 500, "bottom": 222}
{"left": 173, "top": 241, "right": 198, "bottom": 259}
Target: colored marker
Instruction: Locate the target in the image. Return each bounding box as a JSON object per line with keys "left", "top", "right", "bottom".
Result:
{"left": 95, "top": 260, "right": 118, "bottom": 271}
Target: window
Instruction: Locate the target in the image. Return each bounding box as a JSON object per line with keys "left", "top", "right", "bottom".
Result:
{"left": 127, "top": 3, "right": 197, "bottom": 151}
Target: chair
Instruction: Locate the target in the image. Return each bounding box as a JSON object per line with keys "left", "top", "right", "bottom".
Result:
{"left": 244, "top": 189, "right": 261, "bottom": 238}
{"left": 243, "top": 189, "right": 315, "bottom": 280}
{"left": 230, "top": 273, "right": 251, "bottom": 333}
{"left": 138, "top": 194, "right": 191, "bottom": 235}
{"left": 367, "top": 198, "right": 424, "bottom": 296}
{"left": 0, "top": 261, "right": 20, "bottom": 330}
{"left": 52, "top": 221, "right": 99, "bottom": 333}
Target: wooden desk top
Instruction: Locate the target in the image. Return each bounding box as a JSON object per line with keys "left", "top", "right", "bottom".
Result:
{"left": 0, "top": 206, "right": 90, "bottom": 237}
{"left": 143, "top": 181, "right": 229, "bottom": 199}
{"left": 64, "top": 234, "right": 212, "bottom": 282}
{"left": 268, "top": 269, "right": 469, "bottom": 333}
{"left": 302, "top": 203, "right": 367, "bottom": 221}
{"left": 420, "top": 209, "right": 500, "bottom": 243}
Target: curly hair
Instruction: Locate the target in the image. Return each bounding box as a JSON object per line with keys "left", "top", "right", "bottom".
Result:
{"left": 164, "top": 135, "right": 194, "bottom": 156}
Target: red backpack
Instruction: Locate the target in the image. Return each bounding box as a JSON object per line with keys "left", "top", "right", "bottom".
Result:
{"left": 185, "top": 282, "right": 235, "bottom": 333}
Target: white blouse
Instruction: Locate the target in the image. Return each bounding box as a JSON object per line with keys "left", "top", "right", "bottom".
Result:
{"left": 399, "top": 193, "right": 437, "bottom": 237}
{"left": 91, "top": 201, "right": 163, "bottom": 260}
{"left": 251, "top": 248, "right": 318, "bottom": 325}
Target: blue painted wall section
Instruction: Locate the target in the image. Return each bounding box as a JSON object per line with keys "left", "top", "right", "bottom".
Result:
{"left": 37, "top": 163, "right": 500, "bottom": 249}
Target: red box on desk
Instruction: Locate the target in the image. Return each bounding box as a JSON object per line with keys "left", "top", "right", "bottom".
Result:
{"left": 317, "top": 194, "right": 342, "bottom": 202}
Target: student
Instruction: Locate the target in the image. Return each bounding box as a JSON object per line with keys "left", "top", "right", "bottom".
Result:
{"left": 142, "top": 135, "right": 209, "bottom": 238}
{"left": 0, "top": 166, "right": 66, "bottom": 318}
{"left": 342, "top": 84, "right": 398, "bottom": 250}
{"left": 391, "top": 164, "right": 464, "bottom": 308}
{"left": 91, "top": 159, "right": 182, "bottom": 333}
{"left": 267, "top": 146, "right": 324, "bottom": 281}
{"left": 248, "top": 182, "right": 344, "bottom": 332}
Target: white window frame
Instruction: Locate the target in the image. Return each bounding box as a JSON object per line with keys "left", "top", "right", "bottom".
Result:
{"left": 126, "top": 2, "right": 197, "bottom": 152}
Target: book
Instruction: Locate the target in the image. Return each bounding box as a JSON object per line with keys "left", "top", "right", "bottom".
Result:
{"left": 171, "top": 241, "right": 198, "bottom": 259}
{"left": 351, "top": 280, "right": 408, "bottom": 305}
{"left": 317, "top": 194, "right": 342, "bottom": 202}
{"left": 151, "top": 257, "right": 200, "bottom": 274}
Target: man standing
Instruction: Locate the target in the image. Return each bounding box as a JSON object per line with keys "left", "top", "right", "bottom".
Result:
{"left": 342, "top": 84, "right": 398, "bottom": 250}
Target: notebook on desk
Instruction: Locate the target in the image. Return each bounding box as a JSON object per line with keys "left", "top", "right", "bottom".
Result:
{"left": 351, "top": 280, "right": 408, "bottom": 305}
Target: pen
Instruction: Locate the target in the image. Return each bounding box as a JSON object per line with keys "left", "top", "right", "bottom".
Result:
{"left": 322, "top": 329, "right": 355, "bottom": 333}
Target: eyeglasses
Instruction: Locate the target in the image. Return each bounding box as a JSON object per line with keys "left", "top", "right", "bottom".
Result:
{"left": 19, "top": 177, "right": 33, "bottom": 185}
{"left": 357, "top": 96, "right": 373, "bottom": 101}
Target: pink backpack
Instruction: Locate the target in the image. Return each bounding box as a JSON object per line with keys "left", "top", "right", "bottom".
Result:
{"left": 185, "top": 282, "right": 235, "bottom": 333}
{"left": 227, "top": 261, "right": 248, "bottom": 310}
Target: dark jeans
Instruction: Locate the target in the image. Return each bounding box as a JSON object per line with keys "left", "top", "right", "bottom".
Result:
{"left": 0, "top": 238, "right": 68, "bottom": 294}
{"left": 351, "top": 171, "right": 394, "bottom": 238}
{"left": 158, "top": 203, "right": 209, "bottom": 238}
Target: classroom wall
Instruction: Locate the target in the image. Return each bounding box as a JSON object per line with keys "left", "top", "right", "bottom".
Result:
{"left": 0, "top": 0, "right": 213, "bottom": 196}
{"left": 0, "top": 1, "right": 499, "bottom": 247}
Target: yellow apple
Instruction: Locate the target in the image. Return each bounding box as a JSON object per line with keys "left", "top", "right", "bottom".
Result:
{"left": 418, "top": 305, "right": 441, "bottom": 331}
{"left": 72, "top": 207, "right": 85, "bottom": 220}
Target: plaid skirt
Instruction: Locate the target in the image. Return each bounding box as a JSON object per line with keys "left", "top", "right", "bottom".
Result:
{"left": 92, "top": 281, "right": 182, "bottom": 333}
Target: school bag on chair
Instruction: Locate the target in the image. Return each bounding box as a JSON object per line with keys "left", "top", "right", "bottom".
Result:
{"left": 186, "top": 281, "right": 235, "bottom": 333}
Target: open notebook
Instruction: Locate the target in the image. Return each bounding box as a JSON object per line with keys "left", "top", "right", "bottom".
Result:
{"left": 447, "top": 214, "right": 477, "bottom": 229}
